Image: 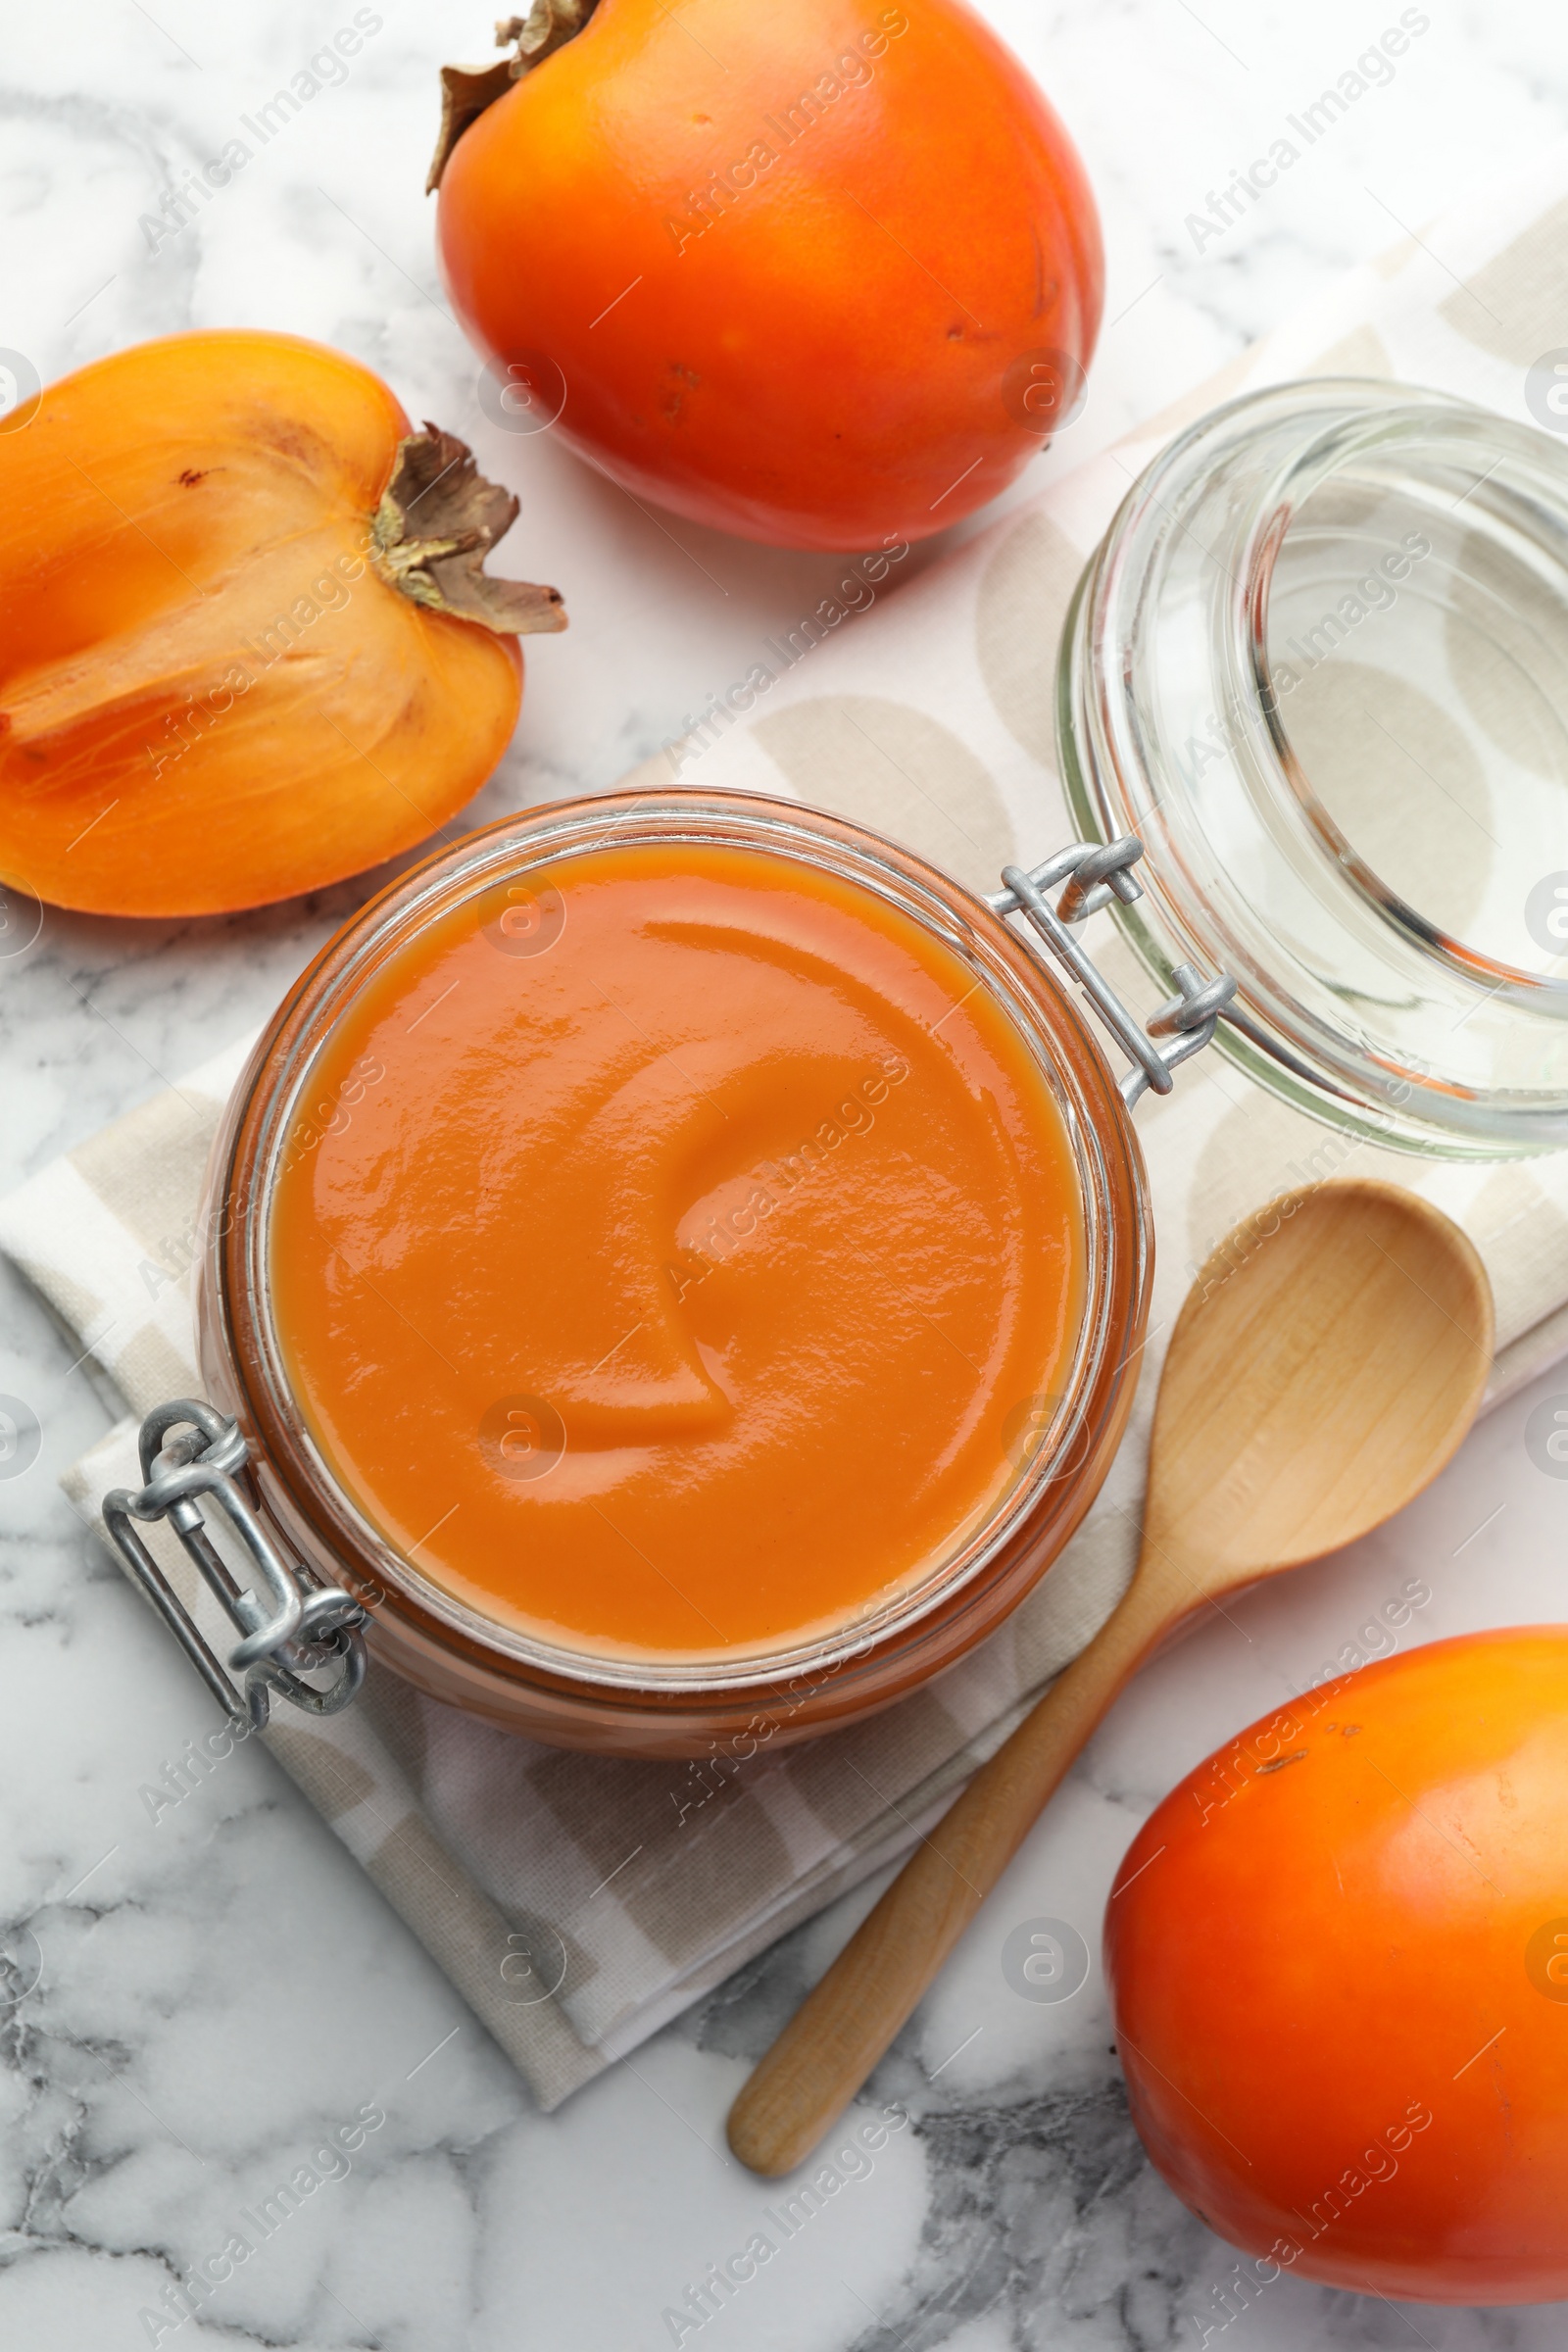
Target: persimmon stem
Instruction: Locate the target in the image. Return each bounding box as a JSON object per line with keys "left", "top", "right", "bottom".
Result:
{"left": 371, "top": 428, "right": 566, "bottom": 637}
{"left": 426, "top": 1, "right": 600, "bottom": 192}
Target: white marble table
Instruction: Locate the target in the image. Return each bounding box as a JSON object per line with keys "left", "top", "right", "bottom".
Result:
{"left": 4, "top": 3, "right": 1568, "bottom": 2344}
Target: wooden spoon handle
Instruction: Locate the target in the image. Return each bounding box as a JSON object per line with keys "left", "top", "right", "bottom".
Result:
{"left": 726, "top": 1579, "right": 1163, "bottom": 2176}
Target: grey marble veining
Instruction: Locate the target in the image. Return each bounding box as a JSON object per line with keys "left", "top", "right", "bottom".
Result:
{"left": 4, "top": 2, "right": 1568, "bottom": 2345}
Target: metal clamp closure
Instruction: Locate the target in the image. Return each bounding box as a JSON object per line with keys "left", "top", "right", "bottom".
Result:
{"left": 987, "top": 836, "right": 1236, "bottom": 1108}
{"left": 104, "top": 1400, "right": 367, "bottom": 1730}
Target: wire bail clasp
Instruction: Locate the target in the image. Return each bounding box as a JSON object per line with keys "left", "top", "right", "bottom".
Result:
{"left": 104, "top": 1399, "right": 367, "bottom": 1730}
{"left": 988, "top": 836, "right": 1236, "bottom": 1107}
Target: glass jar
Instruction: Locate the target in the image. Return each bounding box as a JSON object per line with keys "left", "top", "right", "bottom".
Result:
{"left": 105, "top": 790, "right": 1230, "bottom": 1758}
{"left": 1059, "top": 377, "right": 1568, "bottom": 1156}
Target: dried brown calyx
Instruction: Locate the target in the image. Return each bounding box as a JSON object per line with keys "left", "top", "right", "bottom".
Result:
{"left": 371, "top": 427, "right": 567, "bottom": 636}
{"left": 426, "top": 3, "right": 599, "bottom": 193}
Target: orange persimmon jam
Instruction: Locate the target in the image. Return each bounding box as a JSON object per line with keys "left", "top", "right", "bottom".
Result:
{"left": 268, "top": 839, "right": 1086, "bottom": 1663}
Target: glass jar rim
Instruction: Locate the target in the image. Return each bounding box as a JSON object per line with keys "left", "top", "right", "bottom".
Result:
{"left": 203, "top": 788, "right": 1151, "bottom": 1698}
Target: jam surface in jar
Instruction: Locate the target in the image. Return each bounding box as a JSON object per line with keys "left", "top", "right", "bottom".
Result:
{"left": 268, "top": 839, "right": 1087, "bottom": 1663}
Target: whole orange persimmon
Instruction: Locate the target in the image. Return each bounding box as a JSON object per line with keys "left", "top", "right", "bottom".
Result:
{"left": 432, "top": 0, "right": 1102, "bottom": 549}
{"left": 0, "top": 331, "right": 564, "bottom": 918}
{"left": 1105, "top": 1628, "right": 1568, "bottom": 2304}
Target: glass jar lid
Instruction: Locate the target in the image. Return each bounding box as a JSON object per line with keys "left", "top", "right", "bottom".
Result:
{"left": 1060, "top": 377, "right": 1568, "bottom": 1156}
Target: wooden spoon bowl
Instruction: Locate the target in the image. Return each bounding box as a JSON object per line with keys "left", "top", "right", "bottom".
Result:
{"left": 726, "top": 1179, "right": 1494, "bottom": 2177}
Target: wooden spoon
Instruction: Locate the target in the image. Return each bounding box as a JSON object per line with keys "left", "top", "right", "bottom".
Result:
{"left": 727, "top": 1178, "right": 1494, "bottom": 2177}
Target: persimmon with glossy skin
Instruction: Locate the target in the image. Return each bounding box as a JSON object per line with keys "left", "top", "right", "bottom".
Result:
{"left": 0, "top": 331, "right": 564, "bottom": 918}
{"left": 1105, "top": 1628, "right": 1568, "bottom": 2303}
{"left": 432, "top": 0, "right": 1102, "bottom": 549}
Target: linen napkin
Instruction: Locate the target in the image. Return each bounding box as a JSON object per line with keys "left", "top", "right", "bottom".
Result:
{"left": 10, "top": 139, "right": 1568, "bottom": 2110}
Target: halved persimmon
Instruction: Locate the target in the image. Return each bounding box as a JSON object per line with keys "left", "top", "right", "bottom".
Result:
{"left": 0, "top": 330, "right": 564, "bottom": 918}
